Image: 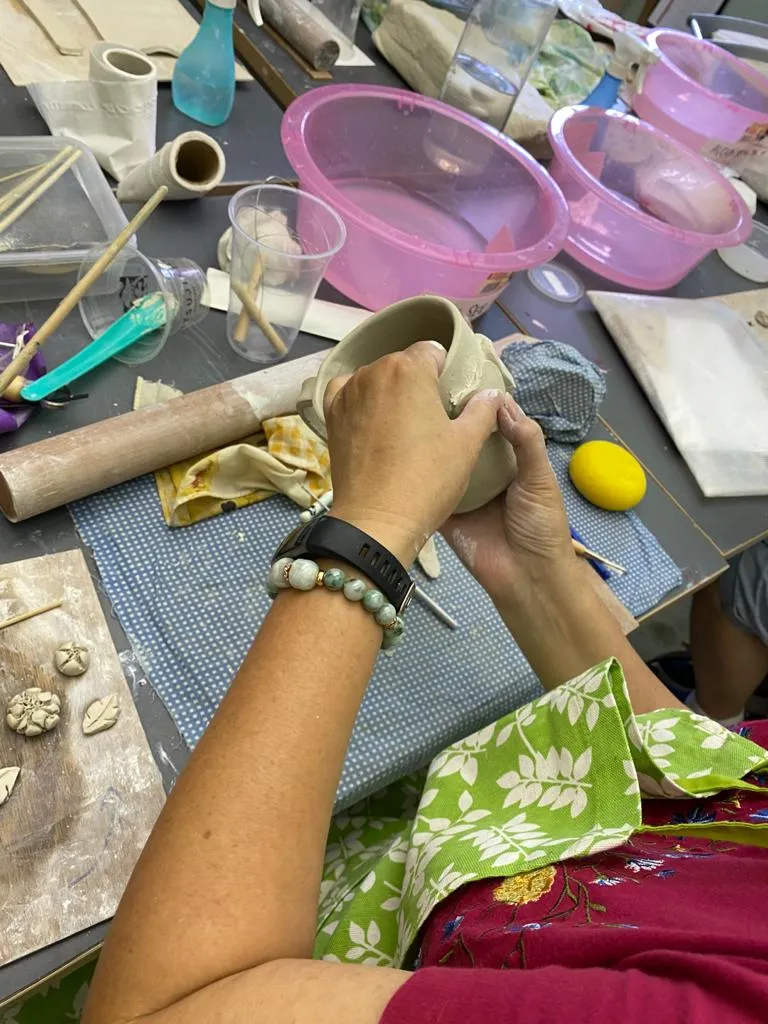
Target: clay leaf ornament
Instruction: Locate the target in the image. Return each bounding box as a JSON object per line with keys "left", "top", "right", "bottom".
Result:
{"left": 0, "top": 766, "right": 20, "bottom": 807}
{"left": 54, "top": 641, "right": 90, "bottom": 677}
{"left": 83, "top": 694, "right": 121, "bottom": 736}
{"left": 6, "top": 688, "right": 61, "bottom": 737}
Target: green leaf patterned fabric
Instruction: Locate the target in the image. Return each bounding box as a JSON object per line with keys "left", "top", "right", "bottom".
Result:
{"left": 11, "top": 659, "right": 768, "bottom": 1020}
{"left": 315, "top": 658, "right": 768, "bottom": 967}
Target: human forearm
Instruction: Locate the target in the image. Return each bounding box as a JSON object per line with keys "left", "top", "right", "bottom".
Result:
{"left": 84, "top": 582, "right": 382, "bottom": 1023}
{"left": 496, "top": 557, "right": 683, "bottom": 715}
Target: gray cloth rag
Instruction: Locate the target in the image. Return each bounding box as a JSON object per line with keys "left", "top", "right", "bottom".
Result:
{"left": 500, "top": 339, "right": 606, "bottom": 443}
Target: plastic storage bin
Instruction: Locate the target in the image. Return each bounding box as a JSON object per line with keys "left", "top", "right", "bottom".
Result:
{"left": 547, "top": 106, "right": 752, "bottom": 291}
{"left": 281, "top": 84, "right": 569, "bottom": 316}
{"left": 0, "top": 137, "right": 129, "bottom": 301}
{"left": 631, "top": 30, "right": 768, "bottom": 160}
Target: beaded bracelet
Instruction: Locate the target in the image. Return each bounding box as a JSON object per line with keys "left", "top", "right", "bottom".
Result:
{"left": 266, "top": 557, "right": 405, "bottom": 653}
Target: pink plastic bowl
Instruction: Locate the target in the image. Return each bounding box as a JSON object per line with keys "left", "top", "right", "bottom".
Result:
{"left": 632, "top": 30, "right": 768, "bottom": 160}
{"left": 547, "top": 106, "right": 752, "bottom": 291}
{"left": 281, "top": 84, "right": 569, "bottom": 315}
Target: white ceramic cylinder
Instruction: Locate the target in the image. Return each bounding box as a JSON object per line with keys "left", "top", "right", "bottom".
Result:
{"left": 90, "top": 42, "right": 156, "bottom": 83}
{"left": 117, "top": 131, "right": 226, "bottom": 201}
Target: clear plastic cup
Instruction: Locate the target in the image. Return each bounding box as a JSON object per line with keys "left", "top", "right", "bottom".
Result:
{"left": 440, "top": 0, "right": 557, "bottom": 131}
{"left": 78, "top": 246, "right": 206, "bottom": 364}
{"left": 227, "top": 184, "right": 346, "bottom": 364}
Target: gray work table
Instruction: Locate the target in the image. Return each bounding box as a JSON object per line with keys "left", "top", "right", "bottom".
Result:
{"left": 0, "top": 69, "right": 291, "bottom": 188}
{"left": 0, "top": 32, "right": 741, "bottom": 1008}
{"left": 498, "top": 245, "right": 768, "bottom": 559}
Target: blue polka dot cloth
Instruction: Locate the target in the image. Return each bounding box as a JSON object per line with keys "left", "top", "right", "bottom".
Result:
{"left": 500, "top": 340, "right": 606, "bottom": 443}
{"left": 70, "top": 451, "right": 680, "bottom": 810}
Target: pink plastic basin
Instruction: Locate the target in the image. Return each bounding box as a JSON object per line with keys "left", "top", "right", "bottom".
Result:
{"left": 632, "top": 30, "right": 768, "bottom": 160}
{"left": 547, "top": 106, "right": 752, "bottom": 291}
{"left": 281, "top": 84, "right": 569, "bottom": 315}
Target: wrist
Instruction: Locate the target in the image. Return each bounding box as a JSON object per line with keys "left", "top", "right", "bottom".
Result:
{"left": 492, "top": 553, "right": 582, "bottom": 617}
{"left": 328, "top": 508, "right": 419, "bottom": 567}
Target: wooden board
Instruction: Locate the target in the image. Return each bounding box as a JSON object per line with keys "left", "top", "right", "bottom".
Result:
{"left": 0, "top": 549, "right": 165, "bottom": 967}
{"left": 0, "top": 0, "right": 251, "bottom": 83}
{"left": 73, "top": 0, "right": 202, "bottom": 57}
{"left": 714, "top": 286, "right": 768, "bottom": 344}
{"left": 17, "top": 0, "right": 84, "bottom": 55}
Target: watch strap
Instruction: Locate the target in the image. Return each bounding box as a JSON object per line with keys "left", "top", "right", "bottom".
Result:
{"left": 273, "top": 516, "right": 414, "bottom": 613}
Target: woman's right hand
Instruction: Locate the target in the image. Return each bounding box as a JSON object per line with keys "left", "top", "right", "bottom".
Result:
{"left": 443, "top": 396, "right": 575, "bottom": 605}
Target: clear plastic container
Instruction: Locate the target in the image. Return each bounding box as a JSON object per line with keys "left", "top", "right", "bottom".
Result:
{"left": 281, "top": 84, "right": 569, "bottom": 315}
{"left": 547, "top": 106, "right": 752, "bottom": 291}
{"left": 0, "top": 137, "right": 129, "bottom": 301}
{"left": 440, "top": 0, "right": 557, "bottom": 131}
{"left": 631, "top": 30, "right": 768, "bottom": 157}
{"left": 227, "top": 184, "right": 346, "bottom": 364}
{"left": 79, "top": 247, "right": 207, "bottom": 364}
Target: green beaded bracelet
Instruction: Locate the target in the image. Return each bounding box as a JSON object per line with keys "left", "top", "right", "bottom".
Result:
{"left": 267, "top": 557, "right": 405, "bottom": 652}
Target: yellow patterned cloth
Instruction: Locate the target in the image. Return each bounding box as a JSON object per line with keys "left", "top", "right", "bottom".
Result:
{"left": 133, "top": 378, "right": 331, "bottom": 527}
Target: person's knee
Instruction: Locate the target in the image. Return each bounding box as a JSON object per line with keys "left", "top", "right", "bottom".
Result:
{"left": 719, "top": 540, "right": 768, "bottom": 648}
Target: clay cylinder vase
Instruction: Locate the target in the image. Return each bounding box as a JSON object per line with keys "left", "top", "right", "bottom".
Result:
{"left": 116, "top": 131, "right": 226, "bottom": 202}
{"left": 297, "top": 295, "right": 516, "bottom": 514}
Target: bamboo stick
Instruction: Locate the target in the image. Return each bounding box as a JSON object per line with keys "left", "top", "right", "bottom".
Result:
{"left": 0, "top": 149, "right": 83, "bottom": 237}
{"left": 0, "top": 598, "right": 62, "bottom": 631}
{"left": 0, "top": 185, "right": 169, "bottom": 398}
{"left": 0, "top": 146, "right": 73, "bottom": 218}
{"left": 231, "top": 280, "right": 288, "bottom": 355}
{"left": 0, "top": 149, "right": 79, "bottom": 233}
{"left": 233, "top": 253, "right": 264, "bottom": 343}
{"left": 0, "top": 160, "right": 48, "bottom": 189}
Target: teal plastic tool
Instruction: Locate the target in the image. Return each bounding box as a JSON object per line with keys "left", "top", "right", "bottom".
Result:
{"left": 20, "top": 294, "right": 168, "bottom": 403}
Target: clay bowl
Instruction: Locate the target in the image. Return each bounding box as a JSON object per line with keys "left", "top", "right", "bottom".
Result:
{"left": 298, "top": 294, "right": 516, "bottom": 514}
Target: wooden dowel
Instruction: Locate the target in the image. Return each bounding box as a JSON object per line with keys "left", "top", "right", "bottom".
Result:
{"left": 0, "top": 146, "right": 73, "bottom": 217}
{"left": 0, "top": 148, "right": 80, "bottom": 232}
{"left": 0, "top": 185, "right": 168, "bottom": 398}
{"left": 0, "top": 598, "right": 62, "bottom": 631}
{"left": 233, "top": 253, "right": 264, "bottom": 344}
{"left": 231, "top": 280, "right": 288, "bottom": 355}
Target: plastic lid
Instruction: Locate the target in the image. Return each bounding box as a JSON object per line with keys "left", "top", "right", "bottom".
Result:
{"left": 527, "top": 262, "right": 585, "bottom": 303}
{"left": 717, "top": 220, "right": 768, "bottom": 284}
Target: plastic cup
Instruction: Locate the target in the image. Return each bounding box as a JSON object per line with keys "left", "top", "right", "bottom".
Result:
{"left": 227, "top": 184, "right": 346, "bottom": 364}
{"left": 78, "top": 246, "right": 206, "bottom": 365}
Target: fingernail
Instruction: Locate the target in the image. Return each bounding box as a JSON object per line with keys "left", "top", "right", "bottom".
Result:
{"left": 475, "top": 388, "right": 505, "bottom": 403}
{"left": 422, "top": 339, "right": 446, "bottom": 353}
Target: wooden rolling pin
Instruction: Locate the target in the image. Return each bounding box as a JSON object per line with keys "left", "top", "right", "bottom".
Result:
{"left": 0, "top": 351, "right": 324, "bottom": 522}
{"left": 260, "top": 0, "right": 340, "bottom": 70}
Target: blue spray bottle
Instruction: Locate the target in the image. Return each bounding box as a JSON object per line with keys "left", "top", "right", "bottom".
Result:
{"left": 172, "top": 0, "right": 236, "bottom": 127}
{"left": 584, "top": 31, "right": 658, "bottom": 111}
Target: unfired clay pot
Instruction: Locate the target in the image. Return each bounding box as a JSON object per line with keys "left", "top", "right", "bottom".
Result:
{"left": 297, "top": 295, "right": 516, "bottom": 514}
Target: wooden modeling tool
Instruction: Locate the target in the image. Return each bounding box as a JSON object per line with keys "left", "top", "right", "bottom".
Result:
{"left": 571, "top": 539, "right": 626, "bottom": 576}
{"left": 0, "top": 185, "right": 168, "bottom": 399}
{"left": 0, "top": 598, "right": 62, "bottom": 630}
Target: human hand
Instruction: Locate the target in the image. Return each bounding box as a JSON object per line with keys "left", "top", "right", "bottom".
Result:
{"left": 324, "top": 341, "right": 505, "bottom": 565}
{"left": 444, "top": 396, "right": 574, "bottom": 604}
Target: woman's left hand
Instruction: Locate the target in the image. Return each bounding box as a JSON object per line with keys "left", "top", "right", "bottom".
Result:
{"left": 325, "top": 340, "right": 505, "bottom": 565}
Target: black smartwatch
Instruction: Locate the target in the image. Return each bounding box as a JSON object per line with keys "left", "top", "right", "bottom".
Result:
{"left": 272, "top": 516, "right": 415, "bottom": 614}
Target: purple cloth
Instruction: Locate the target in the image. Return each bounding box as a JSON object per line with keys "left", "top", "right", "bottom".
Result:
{"left": 0, "top": 322, "right": 45, "bottom": 434}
